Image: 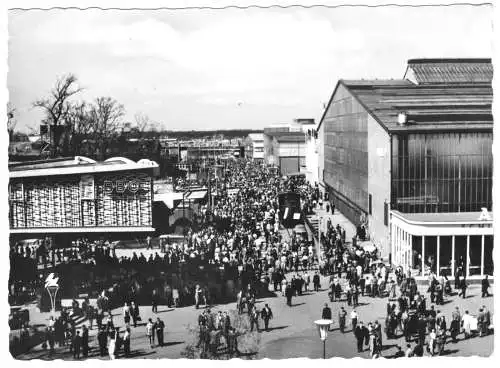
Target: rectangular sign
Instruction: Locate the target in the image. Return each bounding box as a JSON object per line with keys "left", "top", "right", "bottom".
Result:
{"left": 80, "top": 175, "right": 95, "bottom": 200}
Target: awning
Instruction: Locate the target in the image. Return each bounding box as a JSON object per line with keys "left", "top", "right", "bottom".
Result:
{"left": 187, "top": 190, "right": 207, "bottom": 200}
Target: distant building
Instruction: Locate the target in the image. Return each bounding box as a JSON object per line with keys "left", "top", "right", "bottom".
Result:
{"left": 8, "top": 156, "right": 158, "bottom": 240}
{"left": 247, "top": 133, "right": 264, "bottom": 163}
{"left": 263, "top": 125, "right": 307, "bottom": 176}
{"left": 317, "top": 58, "right": 493, "bottom": 279}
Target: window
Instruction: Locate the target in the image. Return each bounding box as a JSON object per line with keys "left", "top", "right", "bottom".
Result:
{"left": 368, "top": 194, "right": 372, "bottom": 215}
{"left": 384, "top": 202, "right": 388, "bottom": 226}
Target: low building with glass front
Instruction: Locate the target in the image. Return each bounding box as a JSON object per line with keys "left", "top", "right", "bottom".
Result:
{"left": 317, "top": 58, "right": 493, "bottom": 279}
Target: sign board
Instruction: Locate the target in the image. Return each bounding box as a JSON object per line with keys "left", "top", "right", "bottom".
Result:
{"left": 478, "top": 208, "right": 491, "bottom": 221}
{"left": 80, "top": 175, "right": 95, "bottom": 200}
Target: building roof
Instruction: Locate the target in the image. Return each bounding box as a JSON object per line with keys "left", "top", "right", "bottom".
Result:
{"left": 404, "top": 58, "right": 493, "bottom": 84}
{"left": 317, "top": 58, "right": 493, "bottom": 133}
{"left": 274, "top": 134, "right": 306, "bottom": 143}
{"left": 9, "top": 156, "right": 159, "bottom": 179}
{"left": 248, "top": 133, "right": 264, "bottom": 141}
{"left": 342, "top": 80, "right": 493, "bottom": 133}
{"left": 392, "top": 210, "right": 493, "bottom": 224}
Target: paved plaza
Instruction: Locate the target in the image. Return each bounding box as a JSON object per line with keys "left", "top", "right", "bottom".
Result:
{"left": 17, "top": 276, "right": 493, "bottom": 360}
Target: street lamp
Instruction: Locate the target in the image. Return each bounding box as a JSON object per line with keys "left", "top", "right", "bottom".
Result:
{"left": 314, "top": 319, "right": 332, "bottom": 359}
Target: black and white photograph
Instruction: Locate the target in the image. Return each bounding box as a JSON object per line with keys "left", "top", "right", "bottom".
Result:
{"left": 5, "top": 0, "right": 496, "bottom": 361}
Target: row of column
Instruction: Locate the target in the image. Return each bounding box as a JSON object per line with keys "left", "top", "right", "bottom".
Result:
{"left": 392, "top": 224, "right": 489, "bottom": 277}
{"left": 392, "top": 224, "right": 412, "bottom": 272}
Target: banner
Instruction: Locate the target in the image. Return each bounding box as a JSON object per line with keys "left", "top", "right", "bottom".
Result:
{"left": 80, "top": 175, "right": 95, "bottom": 200}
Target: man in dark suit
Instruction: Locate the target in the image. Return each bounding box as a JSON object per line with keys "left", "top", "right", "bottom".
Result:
{"left": 481, "top": 275, "right": 490, "bottom": 297}
{"left": 81, "top": 325, "right": 89, "bottom": 358}
{"left": 313, "top": 272, "right": 321, "bottom": 292}
{"left": 322, "top": 303, "right": 332, "bottom": 320}
{"left": 72, "top": 330, "right": 82, "bottom": 359}
{"left": 97, "top": 327, "right": 107, "bottom": 356}
{"left": 354, "top": 322, "right": 367, "bottom": 352}
{"left": 155, "top": 317, "right": 165, "bottom": 346}
{"left": 338, "top": 307, "right": 347, "bottom": 333}
{"left": 285, "top": 284, "right": 293, "bottom": 306}
{"left": 261, "top": 304, "right": 273, "bottom": 331}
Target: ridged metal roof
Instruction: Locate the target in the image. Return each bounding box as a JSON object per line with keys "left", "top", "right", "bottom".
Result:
{"left": 405, "top": 58, "right": 493, "bottom": 84}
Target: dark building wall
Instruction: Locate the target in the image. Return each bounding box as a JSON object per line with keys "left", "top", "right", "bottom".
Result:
{"left": 391, "top": 131, "right": 493, "bottom": 213}
{"left": 323, "top": 83, "right": 369, "bottom": 225}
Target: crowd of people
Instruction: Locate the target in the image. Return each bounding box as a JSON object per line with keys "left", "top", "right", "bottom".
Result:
{"left": 319, "top": 264, "right": 493, "bottom": 359}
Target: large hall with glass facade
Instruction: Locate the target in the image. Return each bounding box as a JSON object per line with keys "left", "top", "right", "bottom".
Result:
{"left": 318, "top": 58, "right": 493, "bottom": 279}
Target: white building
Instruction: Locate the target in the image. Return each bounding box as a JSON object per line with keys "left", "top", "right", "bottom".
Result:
{"left": 247, "top": 133, "right": 264, "bottom": 163}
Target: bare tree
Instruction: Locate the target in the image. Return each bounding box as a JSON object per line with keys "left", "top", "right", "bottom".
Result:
{"left": 89, "top": 97, "right": 125, "bottom": 160}
{"left": 134, "top": 112, "right": 150, "bottom": 136}
{"left": 7, "top": 102, "right": 17, "bottom": 142}
{"left": 32, "top": 74, "right": 83, "bottom": 156}
{"left": 64, "top": 101, "right": 94, "bottom": 156}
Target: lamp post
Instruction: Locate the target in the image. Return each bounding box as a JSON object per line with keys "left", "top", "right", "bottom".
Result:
{"left": 314, "top": 319, "right": 332, "bottom": 359}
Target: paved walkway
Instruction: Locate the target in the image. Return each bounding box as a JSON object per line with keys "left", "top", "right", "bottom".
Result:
{"left": 16, "top": 279, "right": 493, "bottom": 360}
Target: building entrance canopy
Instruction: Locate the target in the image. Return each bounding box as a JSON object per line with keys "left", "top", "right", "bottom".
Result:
{"left": 390, "top": 210, "right": 493, "bottom": 278}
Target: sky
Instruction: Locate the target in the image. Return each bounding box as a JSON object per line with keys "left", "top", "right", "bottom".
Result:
{"left": 7, "top": 5, "right": 493, "bottom": 133}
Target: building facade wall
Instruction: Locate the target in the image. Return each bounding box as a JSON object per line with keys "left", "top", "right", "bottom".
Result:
{"left": 367, "top": 115, "right": 392, "bottom": 258}
{"left": 391, "top": 132, "right": 493, "bottom": 213}
{"left": 9, "top": 170, "right": 153, "bottom": 229}
{"left": 323, "top": 83, "right": 369, "bottom": 225}
{"left": 263, "top": 134, "right": 277, "bottom": 166}
{"left": 305, "top": 135, "right": 319, "bottom": 185}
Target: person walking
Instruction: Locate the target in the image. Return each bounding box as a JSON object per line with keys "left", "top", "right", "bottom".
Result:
{"left": 461, "top": 310, "right": 473, "bottom": 339}
{"left": 195, "top": 284, "right": 203, "bottom": 309}
{"left": 108, "top": 329, "right": 117, "bottom": 360}
{"left": 81, "top": 325, "right": 89, "bottom": 358}
{"left": 72, "top": 330, "right": 82, "bottom": 359}
{"left": 123, "top": 302, "right": 131, "bottom": 327}
{"left": 450, "top": 307, "right": 461, "bottom": 343}
{"left": 261, "top": 304, "right": 273, "bottom": 332}
{"left": 146, "top": 318, "right": 155, "bottom": 347}
{"left": 338, "top": 307, "right": 347, "bottom": 333}
{"left": 351, "top": 309, "right": 358, "bottom": 333}
{"left": 151, "top": 289, "right": 159, "bottom": 313}
{"left": 285, "top": 283, "right": 293, "bottom": 307}
{"left": 458, "top": 277, "right": 467, "bottom": 299}
{"left": 481, "top": 275, "right": 491, "bottom": 298}
{"left": 97, "top": 327, "right": 107, "bottom": 356}
{"left": 354, "top": 322, "right": 366, "bottom": 352}
{"left": 483, "top": 305, "right": 491, "bottom": 336}
{"left": 250, "top": 305, "right": 260, "bottom": 332}
{"left": 156, "top": 317, "right": 165, "bottom": 346}
{"left": 131, "top": 301, "right": 140, "bottom": 328}
{"left": 313, "top": 272, "right": 321, "bottom": 292}
{"left": 123, "top": 327, "right": 131, "bottom": 357}
{"left": 477, "top": 308, "right": 485, "bottom": 337}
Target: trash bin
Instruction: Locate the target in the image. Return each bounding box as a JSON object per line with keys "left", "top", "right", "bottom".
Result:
{"left": 352, "top": 236, "right": 357, "bottom": 248}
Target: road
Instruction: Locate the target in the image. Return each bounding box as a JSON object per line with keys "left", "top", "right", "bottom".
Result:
{"left": 16, "top": 277, "right": 493, "bottom": 360}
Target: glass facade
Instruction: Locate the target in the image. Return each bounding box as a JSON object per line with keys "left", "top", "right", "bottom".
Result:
{"left": 391, "top": 132, "right": 493, "bottom": 213}
{"left": 407, "top": 234, "right": 491, "bottom": 277}
{"left": 323, "top": 85, "right": 369, "bottom": 218}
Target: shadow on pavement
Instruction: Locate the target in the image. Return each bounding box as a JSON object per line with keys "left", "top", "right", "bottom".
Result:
{"left": 440, "top": 349, "right": 460, "bottom": 356}
{"left": 127, "top": 350, "right": 158, "bottom": 358}
{"left": 291, "top": 303, "right": 306, "bottom": 307}
{"left": 163, "top": 341, "right": 184, "bottom": 347}
{"left": 156, "top": 309, "right": 175, "bottom": 314}
{"left": 265, "top": 326, "right": 288, "bottom": 332}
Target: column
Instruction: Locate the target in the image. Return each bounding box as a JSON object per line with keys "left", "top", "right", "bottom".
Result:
{"left": 466, "top": 235, "right": 470, "bottom": 278}
{"left": 409, "top": 234, "right": 413, "bottom": 273}
{"left": 451, "top": 236, "right": 455, "bottom": 277}
{"left": 481, "top": 235, "right": 485, "bottom": 276}
{"left": 436, "top": 236, "right": 440, "bottom": 277}
{"left": 422, "top": 235, "right": 426, "bottom": 276}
